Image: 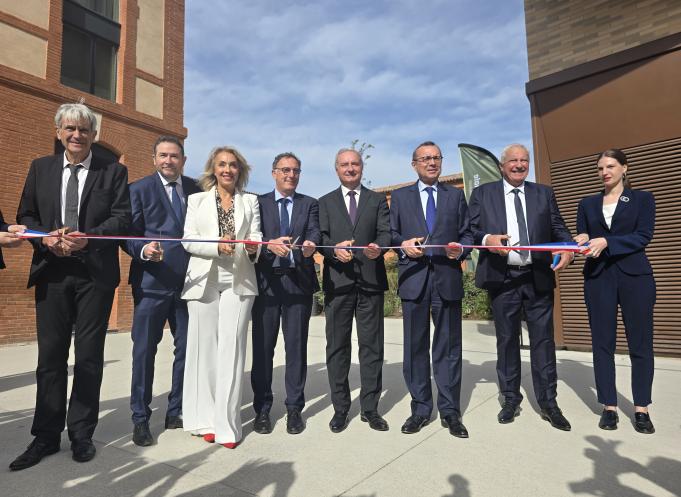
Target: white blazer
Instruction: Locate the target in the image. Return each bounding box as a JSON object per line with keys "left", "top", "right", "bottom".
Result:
{"left": 181, "top": 187, "right": 262, "bottom": 300}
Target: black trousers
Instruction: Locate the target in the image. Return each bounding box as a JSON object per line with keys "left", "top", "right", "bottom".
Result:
{"left": 584, "top": 265, "right": 655, "bottom": 406}
{"left": 251, "top": 291, "right": 312, "bottom": 413}
{"left": 402, "top": 269, "right": 463, "bottom": 418}
{"left": 32, "top": 259, "right": 115, "bottom": 442}
{"left": 324, "top": 289, "right": 384, "bottom": 414}
{"left": 489, "top": 268, "right": 558, "bottom": 409}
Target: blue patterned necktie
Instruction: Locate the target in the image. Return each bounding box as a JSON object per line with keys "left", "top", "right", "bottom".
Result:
{"left": 168, "top": 182, "right": 184, "bottom": 223}
{"left": 278, "top": 197, "right": 291, "bottom": 268}
{"left": 425, "top": 186, "right": 436, "bottom": 234}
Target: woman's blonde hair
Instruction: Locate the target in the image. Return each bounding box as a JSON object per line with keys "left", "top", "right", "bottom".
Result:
{"left": 198, "top": 146, "right": 251, "bottom": 191}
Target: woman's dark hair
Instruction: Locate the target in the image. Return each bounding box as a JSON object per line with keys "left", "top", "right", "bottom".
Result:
{"left": 598, "top": 148, "right": 632, "bottom": 188}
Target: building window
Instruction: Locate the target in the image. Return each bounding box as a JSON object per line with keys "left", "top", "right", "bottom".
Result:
{"left": 60, "top": 0, "right": 120, "bottom": 101}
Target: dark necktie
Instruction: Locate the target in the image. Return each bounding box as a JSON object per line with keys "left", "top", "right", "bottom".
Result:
{"left": 277, "top": 197, "right": 291, "bottom": 268}
{"left": 168, "top": 181, "right": 184, "bottom": 223}
{"left": 347, "top": 190, "right": 357, "bottom": 224}
{"left": 512, "top": 188, "right": 530, "bottom": 261}
{"left": 425, "top": 186, "right": 436, "bottom": 234}
{"left": 64, "top": 164, "right": 82, "bottom": 230}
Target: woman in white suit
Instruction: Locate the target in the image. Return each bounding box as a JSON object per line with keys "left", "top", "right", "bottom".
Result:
{"left": 181, "top": 146, "right": 261, "bottom": 448}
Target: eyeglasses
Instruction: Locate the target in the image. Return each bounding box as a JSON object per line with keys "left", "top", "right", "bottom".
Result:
{"left": 414, "top": 155, "right": 443, "bottom": 163}
{"left": 273, "top": 167, "right": 302, "bottom": 176}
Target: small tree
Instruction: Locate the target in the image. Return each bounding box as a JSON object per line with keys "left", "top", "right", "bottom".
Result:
{"left": 351, "top": 139, "right": 374, "bottom": 187}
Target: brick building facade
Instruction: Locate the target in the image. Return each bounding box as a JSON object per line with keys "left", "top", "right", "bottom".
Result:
{"left": 0, "top": 0, "right": 186, "bottom": 344}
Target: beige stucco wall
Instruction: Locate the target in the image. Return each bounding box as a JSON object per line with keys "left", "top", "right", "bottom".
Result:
{"left": 0, "top": 21, "right": 47, "bottom": 78}
{"left": 525, "top": 0, "right": 681, "bottom": 79}
{"left": 135, "top": 77, "right": 163, "bottom": 118}
{"left": 0, "top": 0, "right": 49, "bottom": 29}
{"left": 136, "top": 0, "right": 164, "bottom": 78}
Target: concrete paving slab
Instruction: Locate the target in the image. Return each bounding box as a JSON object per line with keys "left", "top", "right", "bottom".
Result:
{"left": 1, "top": 317, "right": 679, "bottom": 497}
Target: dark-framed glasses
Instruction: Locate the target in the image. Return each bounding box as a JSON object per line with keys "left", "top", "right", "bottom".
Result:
{"left": 414, "top": 155, "right": 443, "bottom": 163}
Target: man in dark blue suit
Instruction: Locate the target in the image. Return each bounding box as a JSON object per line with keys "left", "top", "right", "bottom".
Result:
{"left": 390, "top": 141, "right": 473, "bottom": 438}
{"left": 469, "top": 143, "right": 573, "bottom": 431}
{"left": 251, "top": 152, "right": 320, "bottom": 435}
{"left": 124, "top": 136, "right": 200, "bottom": 446}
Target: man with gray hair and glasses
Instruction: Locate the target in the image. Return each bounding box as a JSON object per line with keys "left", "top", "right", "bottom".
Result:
{"left": 11, "top": 103, "right": 131, "bottom": 470}
{"left": 251, "top": 152, "right": 320, "bottom": 435}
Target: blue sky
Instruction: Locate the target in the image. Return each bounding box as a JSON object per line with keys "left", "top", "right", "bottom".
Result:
{"left": 183, "top": 0, "right": 532, "bottom": 196}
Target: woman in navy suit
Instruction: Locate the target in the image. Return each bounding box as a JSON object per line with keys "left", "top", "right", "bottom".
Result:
{"left": 575, "top": 148, "right": 655, "bottom": 434}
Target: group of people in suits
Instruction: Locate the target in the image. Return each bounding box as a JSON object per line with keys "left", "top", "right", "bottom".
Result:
{"left": 5, "top": 102, "right": 657, "bottom": 471}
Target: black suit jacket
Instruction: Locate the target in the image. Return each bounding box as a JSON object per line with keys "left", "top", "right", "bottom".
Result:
{"left": 255, "top": 191, "right": 321, "bottom": 296}
{"left": 0, "top": 209, "right": 9, "bottom": 270}
{"left": 318, "top": 186, "right": 390, "bottom": 294}
{"left": 469, "top": 180, "right": 572, "bottom": 293}
{"left": 17, "top": 154, "right": 131, "bottom": 289}
{"left": 390, "top": 181, "right": 473, "bottom": 301}
{"left": 124, "top": 173, "right": 201, "bottom": 293}
{"left": 576, "top": 188, "right": 654, "bottom": 278}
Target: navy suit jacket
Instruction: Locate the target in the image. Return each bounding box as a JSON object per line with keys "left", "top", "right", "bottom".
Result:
{"left": 17, "top": 154, "right": 131, "bottom": 289}
{"left": 255, "top": 191, "right": 321, "bottom": 296}
{"left": 469, "top": 180, "right": 572, "bottom": 293}
{"left": 390, "top": 181, "right": 473, "bottom": 301}
{"left": 576, "top": 188, "right": 654, "bottom": 278}
{"left": 124, "top": 173, "right": 201, "bottom": 293}
{"left": 318, "top": 186, "right": 390, "bottom": 294}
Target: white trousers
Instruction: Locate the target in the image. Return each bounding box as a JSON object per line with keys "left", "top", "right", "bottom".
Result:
{"left": 183, "top": 262, "right": 254, "bottom": 444}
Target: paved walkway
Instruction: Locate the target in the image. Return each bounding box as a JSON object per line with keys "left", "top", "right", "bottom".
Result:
{"left": 1, "top": 317, "right": 680, "bottom": 497}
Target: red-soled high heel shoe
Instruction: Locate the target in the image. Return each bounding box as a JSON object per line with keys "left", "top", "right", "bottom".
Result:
{"left": 203, "top": 433, "right": 215, "bottom": 443}
{"left": 221, "top": 441, "right": 239, "bottom": 449}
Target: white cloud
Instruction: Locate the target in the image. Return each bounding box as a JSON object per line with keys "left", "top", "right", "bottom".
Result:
{"left": 183, "top": 0, "right": 535, "bottom": 195}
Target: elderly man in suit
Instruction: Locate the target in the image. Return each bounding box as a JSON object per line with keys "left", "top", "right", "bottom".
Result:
{"left": 11, "top": 103, "right": 131, "bottom": 470}
{"left": 390, "top": 141, "right": 473, "bottom": 438}
{"left": 124, "top": 136, "right": 201, "bottom": 446}
{"left": 468, "top": 143, "right": 573, "bottom": 431}
{"left": 251, "top": 152, "right": 320, "bottom": 435}
{"left": 318, "top": 148, "right": 391, "bottom": 433}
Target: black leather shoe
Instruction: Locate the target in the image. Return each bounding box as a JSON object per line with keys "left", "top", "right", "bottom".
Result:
{"left": 9, "top": 438, "right": 60, "bottom": 471}
{"left": 133, "top": 421, "right": 153, "bottom": 446}
{"left": 599, "top": 409, "right": 618, "bottom": 430}
{"left": 286, "top": 409, "right": 305, "bottom": 434}
{"left": 253, "top": 411, "right": 272, "bottom": 434}
{"left": 360, "top": 411, "right": 389, "bottom": 431}
{"left": 441, "top": 414, "right": 469, "bottom": 438}
{"left": 634, "top": 412, "right": 655, "bottom": 434}
{"left": 540, "top": 407, "right": 571, "bottom": 431}
{"left": 401, "top": 414, "right": 430, "bottom": 434}
{"left": 165, "top": 415, "right": 183, "bottom": 430}
{"left": 71, "top": 439, "right": 96, "bottom": 463}
{"left": 498, "top": 402, "right": 520, "bottom": 424}
{"left": 329, "top": 411, "right": 349, "bottom": 433}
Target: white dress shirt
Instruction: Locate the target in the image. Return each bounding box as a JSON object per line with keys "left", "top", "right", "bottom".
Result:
{"left": 502, "top": 179, "right": 532, "bottom": 265}
{"left": 60, "top": 151, "right": 92, "bottom": 226}
{"left": 340, "top": 184, "right": 361, "bottom": 213}
{"left": 417, "top": 179, "right": 438, "bottom": 226}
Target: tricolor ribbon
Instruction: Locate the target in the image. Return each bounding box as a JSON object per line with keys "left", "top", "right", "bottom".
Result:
{"left": 20, "top": 230, "right": 587, "bottom": 255}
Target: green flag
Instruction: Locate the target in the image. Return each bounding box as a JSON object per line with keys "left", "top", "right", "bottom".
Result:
{"left": 458, "top": 143, "right": 502, "bottom": 272}
{"left": 458, "top": 143, "right": 501, "bottom": 201}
